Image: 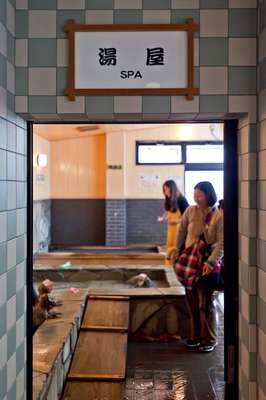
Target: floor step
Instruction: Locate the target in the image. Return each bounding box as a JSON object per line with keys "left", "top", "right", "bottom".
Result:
{"left": 63, "top": 296, "right": 129, "bottom": 400}
{"left": 63, "top": 382, "right": 124, "bottom": 400}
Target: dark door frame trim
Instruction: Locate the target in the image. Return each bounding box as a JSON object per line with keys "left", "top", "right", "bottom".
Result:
{"left": 26, "top": 119, "right": 239, "bottom": 400}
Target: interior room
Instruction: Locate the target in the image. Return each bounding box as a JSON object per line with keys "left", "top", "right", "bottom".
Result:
{"left": 32, "top": 122, "right": 225, "bottom": 400}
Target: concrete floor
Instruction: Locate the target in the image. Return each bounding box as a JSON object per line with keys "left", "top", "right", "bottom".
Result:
{"left": 125, "top": 300, "right": 224, "bottom": 400}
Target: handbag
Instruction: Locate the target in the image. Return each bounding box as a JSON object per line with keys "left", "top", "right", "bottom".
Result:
{"left": 173, "top": 236, "right": 208, "bottom": 290}
{"left": 174, "top": 208, "right": 224, "bottom": 291}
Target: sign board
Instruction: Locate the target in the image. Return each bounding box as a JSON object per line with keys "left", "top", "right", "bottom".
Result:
{"left": 64, "top": 20, "right": 199, "bottom": 101}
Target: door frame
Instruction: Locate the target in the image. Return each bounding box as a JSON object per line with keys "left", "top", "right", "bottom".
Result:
{"left": 26, "top": 119, "right": 239, "bottom": 400}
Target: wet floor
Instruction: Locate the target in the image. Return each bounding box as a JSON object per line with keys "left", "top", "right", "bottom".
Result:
{"left": 125, "top": 298, "right": 224, "bottom": 400}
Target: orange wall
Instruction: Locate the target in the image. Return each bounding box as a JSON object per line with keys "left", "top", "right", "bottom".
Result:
{"left": 51, "top": 134, "right": 106, "bottom": 199}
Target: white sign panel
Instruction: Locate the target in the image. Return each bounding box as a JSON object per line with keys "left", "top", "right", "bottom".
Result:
{"left": 75, "top": 31, "right": 187, "bottom": 89}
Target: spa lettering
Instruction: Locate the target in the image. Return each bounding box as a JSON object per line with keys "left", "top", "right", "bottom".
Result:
{"left": 98, "top": 46, "right": 165, "bottom": 79}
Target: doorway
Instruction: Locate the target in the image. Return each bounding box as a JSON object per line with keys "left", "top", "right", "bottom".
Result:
{"left": 27, "top": 120, "right": 238, "bottom": 400}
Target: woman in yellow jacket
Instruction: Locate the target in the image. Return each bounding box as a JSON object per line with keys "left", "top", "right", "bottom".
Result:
{"left": 159, "top": 180, "right": 189, "bottom": 265}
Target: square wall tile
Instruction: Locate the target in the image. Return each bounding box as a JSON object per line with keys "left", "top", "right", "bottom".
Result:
{"left": 0, "top": 339, "right": 7, "bottom": 381}
{"left": 16, "top": 155, "right": 25, "bottom": 182}
{"left": 16, "top": 316, "right": 24, "bottom": 348}
{"left": 171, "top": 9, "right": 199, "bottom": 24}
{"left": 6, "top": 295, "right": 16, "bottom": 331}
{"left": 143, "top": 10, "right": 170, "bottom": 24}
{"left": 0, "top": 53, "right": 7, "bottom": 89}
{"left": 7, "top": 122, "right": 16, "bottom": 153}
{"left": 114, "top": 0, "right": 142, "bottom": 8}
{"left": 28, "top": 38, "right": 57, "bottom": 67}
{"left": 114, "top": 96, "right": 142, "bottom": 113}
{"left": 229, "top": 38, "right": 256, "bottom": 66}
{"left": 0, "top": 0, "right": 6, "bottom": 26}
{"left": 6, "top": 1, "right": 15, "bottom": 36}
{"left": 7, "top": 268, "right": 16, "bottom": 301}
{"left": 114, "top": 10, "right": 142, "bottom": 24}
{"left": 7, "top": 152, "right": 16, "bottom": 181}
{"left": 171, "top": 0, "right": 199, "bottom": 8}
{"left": 200, "top": 95, "right": 228, "bottom": 113}
{"left": 0, "top": 149, "right": 6, "bottom": 180}
{"left": 200, "top": 0, "right": 228, "bottom": 7}
{"left": 229, "top": 67, "right": 257, "bottom": 95}
{"left": 56, "top": 66, "right": 69, "bottom": 95}
{"left": 29, "top": 10, "right": 56, "bottom": 38}
{"left": 16, "top": 236, "right": 25, "bottom": 265}
{"left": 200, "top": 67, "right": 227, "bottom": 95}
{"left": 0, "top": 242, "right": 7, "bottom": 277}
{"left": 16, "top": 182, "right": 26, "bottom": 208}
{"left": 29, "top": 68, "right": 56, "bottom": 95}
{"left": 143, "top": 0, "right": 170, "bottom": 8}
{"left": 7, "top": 182, "right": 16, "bottom": 211}
{"left": 229, "top": 9, "right": 257, "bottom": 38}
{"left": 7, "top": 352, "right": 16, "bottom": 391}
{"left": 15, "top": 262, "right": 25, "bottom": 294}
{"left": 229, "top": 96, "right": 257, "bottom": 123}
{"left": 229, "top": 0, "right": 257, "bottom": 7}
{"left": 16, "top": 288, "right": 24, "bottom": 320}
{"left": 15, "top": 96, "right": 27, "bottom": 114}
{"left": 0, "top": 118, "right": 7, "bottom": 150}
{"left": 86, "top": 96, "right": 113, "bottom": 114}
{"left": 85, "top": 10, "right": 113, "bottom": 24}
{"left": 143, "top": 96, "right": 170, "bottom": 113}
{"left": 57, "top": 39, "right": 67, "bottom": 67}
{"left": 0, "top": 213, "right": 7, "bottom": 243}
{"left": 7, "top": 211, "right": 16, "bottom": 240}
{"left": 85, "top": 0, "right": 114, "bottom": 9}
{"left": 0, "top": 22, "right": 7, "bottom": 57}
{"left": 7, "top": 32, "right": 15, "bottom": 65}
{"left": 16, "top": 0, "right": 28, "bottom": 8}
{"left": 0, "top": 274, "right": 7, "bottom": 308}
{"left": 200, "top": 10, "right": 228, "bottom": 37}
{"left": 200, "top": 38, "right": 228, "bottom": 66}
{"left": 16, "top": 128, "right": 25, "bottom": 155}
{"left": 57, "top": 96, "right": 85, "bottom": 114}
{"left": 0, "top": 87, "right": 7, "bottom": 119}
{"left": 259, "top": 59, "right": 266, "bottom": 92}
{"left": 0, "top": 181, "right": 7, "bottom": 212}
{"left": 15, "top": 11, "right": 28, "bottom": 39}
{"left": 7, "top": 324, "right": 16, "bottom": 361}
{"left": 57, "top": 11, "right": 85, "bottom": 38}
{"left": 16, "top": 342, "right": 25, "bottom": 375}
{"left": 171, "top": 95, "right": 199, "bottom": 113}
{"left": 0, "top": 304, "right": 6, "bottom": 339}
{"left": 7, "top": 239, "right": 16, "bottom": 270}
{"left": 7, "top": 62, "right": 15, "bottom": 94}
{"left": 58, "top": 0, "right": 85, "bottom": 8}
{"left": 15, "top": 40, "right": 28, "bottom": 67}
{"left": 16, "top": 209, "right": 25, "bottom": 238}
{"left": 28, "top": 0, "right": 56, "bottom": 8}
{"left": 15, "top": 68, "right": 28, "bottom": 96}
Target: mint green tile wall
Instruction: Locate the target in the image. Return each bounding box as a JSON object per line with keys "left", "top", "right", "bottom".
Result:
{"left": 0, "top": 1, "right": 27, "bottom": 400}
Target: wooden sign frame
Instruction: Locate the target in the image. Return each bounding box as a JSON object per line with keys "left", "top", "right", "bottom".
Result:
{"left": 64, "top": 19, "right": 199, "bottom": 101}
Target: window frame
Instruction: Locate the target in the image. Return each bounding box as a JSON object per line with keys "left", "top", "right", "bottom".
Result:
{"left": 135, "top": 140, "right": 184, "bottom": 165}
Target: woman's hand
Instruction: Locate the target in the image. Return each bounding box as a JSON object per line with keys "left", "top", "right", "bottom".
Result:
{"left": 202, "top": 264, "right": 212, "bottom": 276}
{"left": 166, "top": 247, "right": 179, "bottom": 261}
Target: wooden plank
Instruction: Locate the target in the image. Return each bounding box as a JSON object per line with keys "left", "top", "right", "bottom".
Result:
{"left": 81, "top": 326, "right": 128, "bottom": 333}
{"left": 69, "top": 331, "right": 127, "bottom": 378}
{"left": 63, "top": 381, "right": 124, "bottom": 400}
{"left": 87, "top": 295, "right": 129, "bottom": 301}
{"left": 82, "top": 299, "right": 129, "bottom": 329}
{"left": 67, "top": 374, "right": 124, "bottom": 381}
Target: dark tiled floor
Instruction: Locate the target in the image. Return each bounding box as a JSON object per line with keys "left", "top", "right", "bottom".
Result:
{"left": 125, "top": 297, "right": 224, "bottom": 400}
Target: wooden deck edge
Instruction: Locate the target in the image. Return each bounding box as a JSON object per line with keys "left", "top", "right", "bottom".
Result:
{"left": 87, "top": 295, "right": 130, "bottom": 301}
{"left": 80, "top": 326, "right": 128, "bottom": 333}
{"left": 67, "top": 374, "right": 125, "bottom": 382}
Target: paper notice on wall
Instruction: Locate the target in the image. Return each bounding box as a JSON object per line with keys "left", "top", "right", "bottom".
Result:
{"left": 166, "top": 175, "right": 182, "bottom": 186}
{"left": 139, "top": 173, "right": 160, "bottom": 188}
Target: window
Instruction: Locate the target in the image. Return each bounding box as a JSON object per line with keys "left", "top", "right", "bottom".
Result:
{"left": 185, "top": 170, "right": 224, "bottom": 205}
{"left": 136, "top": 142, "right": 182, "bottom": 165}
{"left": 184, "top": 142, "right": 224, "bottom": 205}
{"left": 186, "top": 144, "right": 224, "bottom": 163}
